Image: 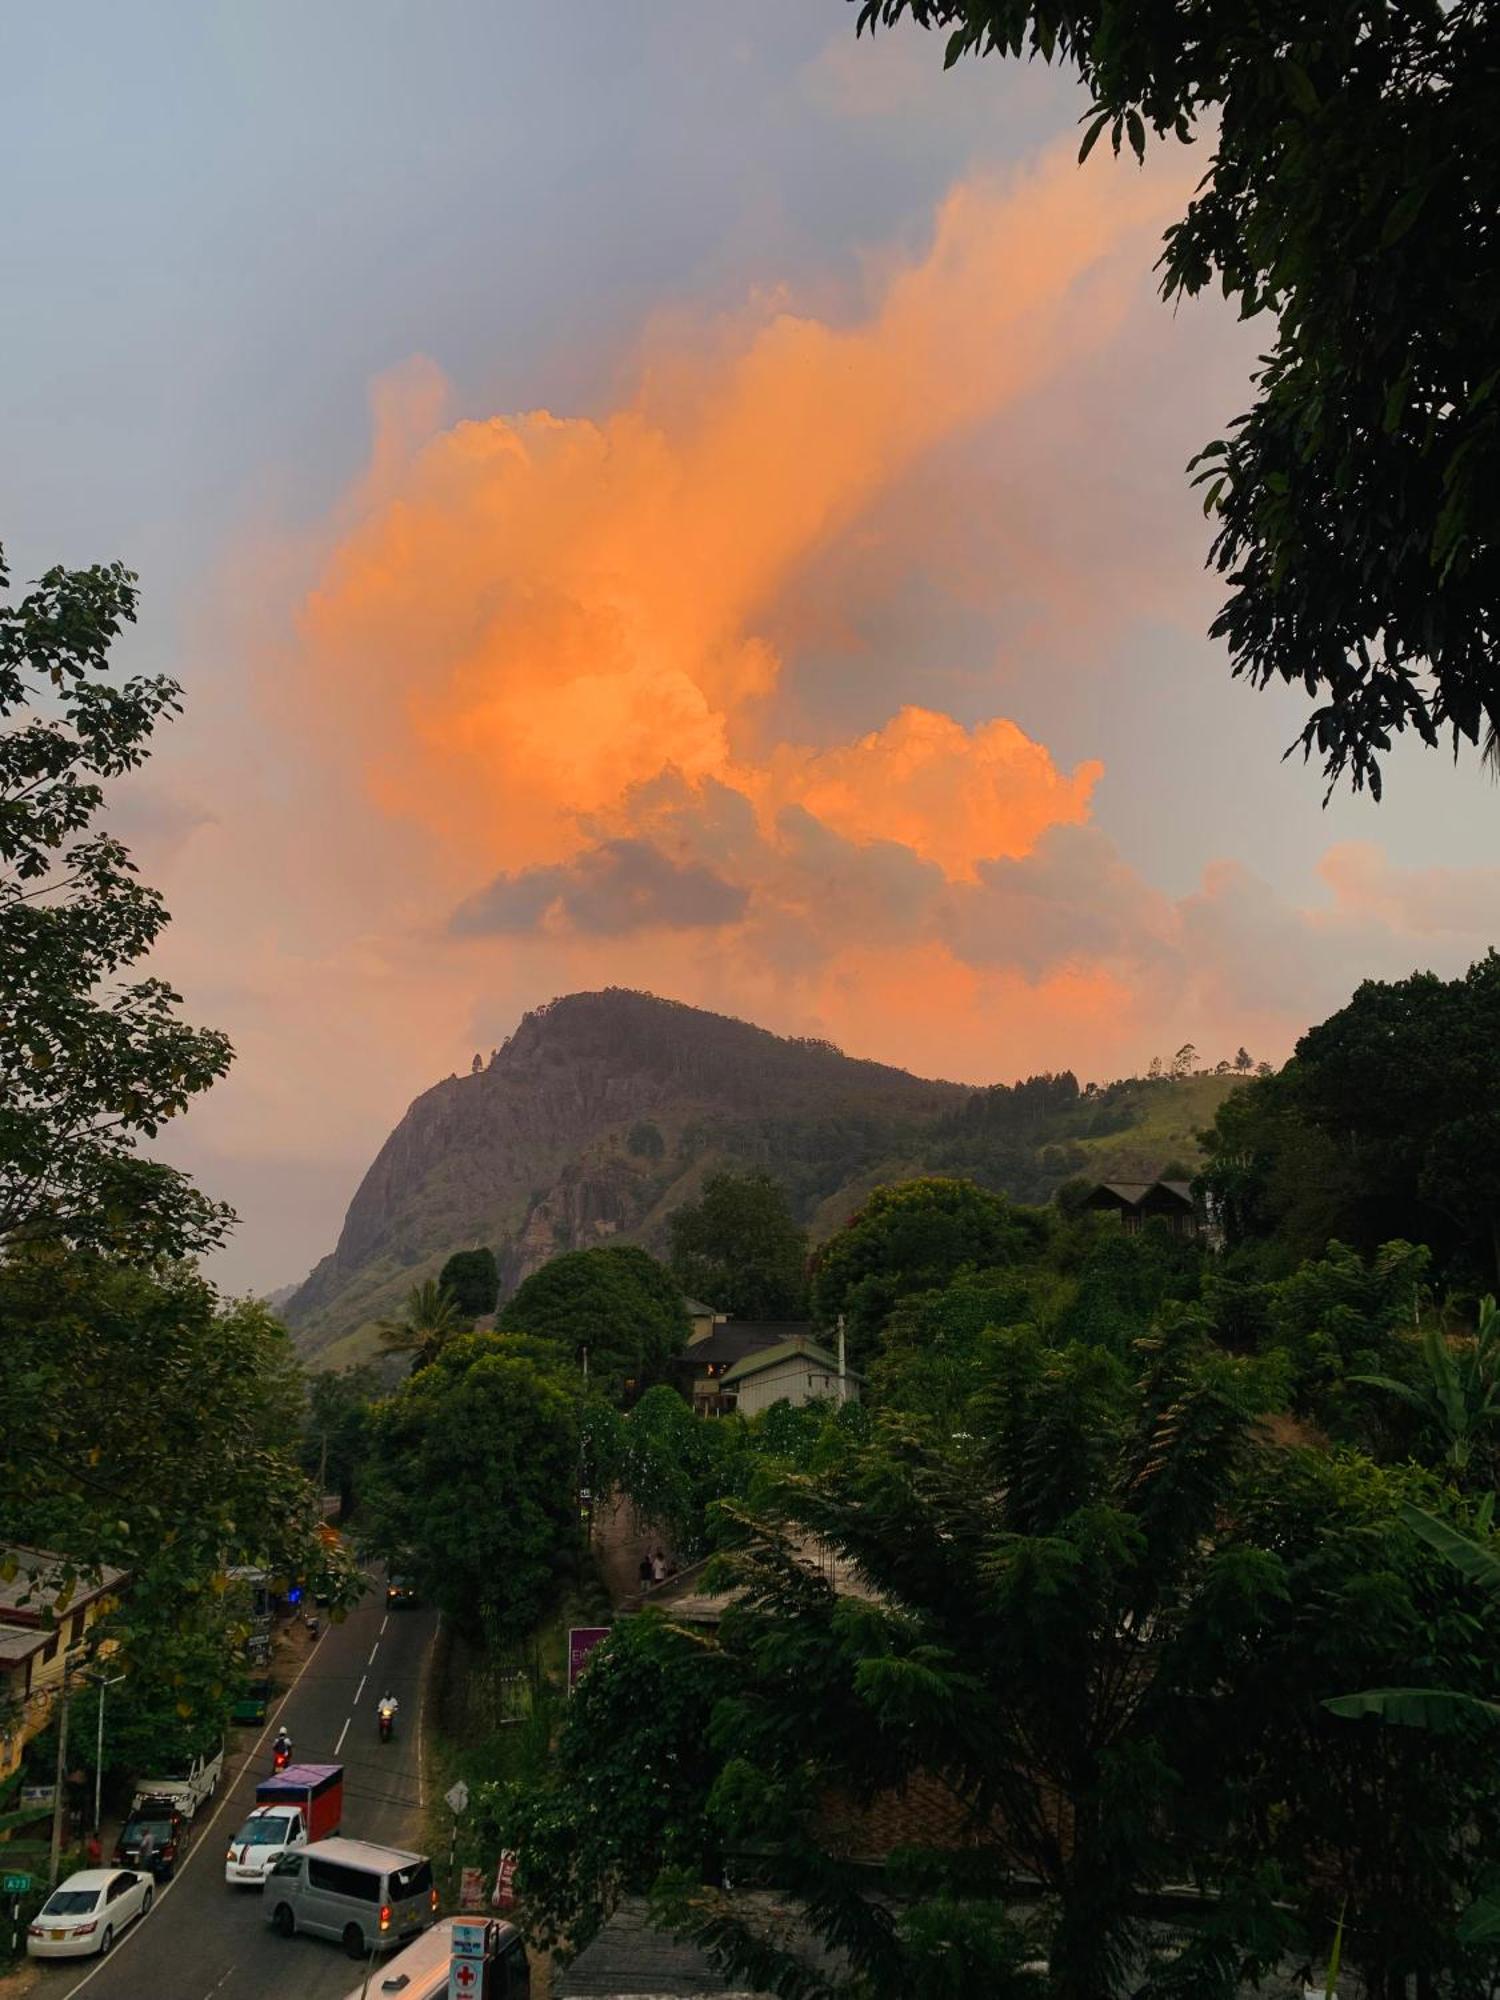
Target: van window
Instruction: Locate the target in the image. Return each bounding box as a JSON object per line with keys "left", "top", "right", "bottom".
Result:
{"left": 308, "top": 1858, "right": 379, "bottom": 1901}
{"left": 389, "top": 1860, "right": 433, "bottom": 1901}
{"left": 268, "top": 1852, "right": 303, "bottom": 1878}
{"left": 497, "top": 1939, "right": 529, "bottom": 1996}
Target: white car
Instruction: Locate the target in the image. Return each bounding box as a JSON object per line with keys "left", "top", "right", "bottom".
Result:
{"left": 224, "top": 1805, "right": 308, "bottom": 1884}
{"left": 27, "top": 1868, "right": 153, "bottom": 1958}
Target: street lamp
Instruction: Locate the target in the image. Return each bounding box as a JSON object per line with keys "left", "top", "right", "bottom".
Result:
{"left": 86, "top": 1672, "right": 126, "bottom": 1835}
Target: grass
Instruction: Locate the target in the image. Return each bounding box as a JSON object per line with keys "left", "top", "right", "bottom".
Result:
{"left": 1071, "top": 1075, "right": 1240, "bottom": 1178}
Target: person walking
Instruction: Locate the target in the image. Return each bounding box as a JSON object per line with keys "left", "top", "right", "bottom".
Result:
{"left": 637, "top": 1553, "right": 653, "bottom": 1591}
{"left": 650, "top": 1549, "right": 666, "bottom": 1585}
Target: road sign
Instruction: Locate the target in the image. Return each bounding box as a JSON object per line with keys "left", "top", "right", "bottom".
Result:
{"left": 2, "top": 1872, "right": 32, "bottom": 1894}
{"left": 445, "top": 1778, "right": 470, "bottom": 1815}
{"left": 492, "top": 1849, "right": 517, "bottom": 1910}
{"left": 450, "top": 1918, "right": 492, "bottom": 1958}
{"left": 450, "top": 1959, "right": 480, "bottom": 1997}
{"left": 458, "top": 1865, "right": 484, "bottom": 1910}
{"left": 567, "top": 1626, "right": 610, "bottom": 1692}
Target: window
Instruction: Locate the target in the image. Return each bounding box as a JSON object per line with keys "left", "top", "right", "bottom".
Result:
{"left": 41, "top": 1634, "right": 58, "bottom": 1665}
{"left": 69, "top": 1610, "right": 85, "bottom": 1645}
{"left": 307, "top": 1858, "right": 379, "bottom": 1901}
{"left": 269, "top": 1853, "right": 303, "bottom": 1879}
{"left": 107, "top": 1876, "right": 131, "bottom": 1901}
{"left": 498, "top": 1938, "right": 530, "bottom": 1996}
{"left": 389, "top": 1860, "right": 432, "bottom": 1901}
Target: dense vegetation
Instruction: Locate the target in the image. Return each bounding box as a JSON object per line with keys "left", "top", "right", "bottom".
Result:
{"left": 457, "top": 955, "right": 1500, "bottom": 1999}
{"left": 0, "top": 544, "right": 348, "bottom": 1834}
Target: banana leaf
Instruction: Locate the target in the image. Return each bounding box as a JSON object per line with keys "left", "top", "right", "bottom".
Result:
{"left": 1324, "top": 1686, "right": 1500, "bottom": 1731}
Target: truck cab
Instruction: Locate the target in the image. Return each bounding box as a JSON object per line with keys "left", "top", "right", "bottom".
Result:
{"left": 225, "top": 1804, "right": 309, "bottom": 1884}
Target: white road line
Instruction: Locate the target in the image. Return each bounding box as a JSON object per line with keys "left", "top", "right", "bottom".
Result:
{"left": 380, "top": 1614, "right": 389, "bottom": 1635}
{"left": 57, "top": 1625, "right": 328, "bottom": 2000}
{"left": 200, "top": 1969, "right": 234, "bottom": 1999}
{"left": 334, "top": 1716, "right": 351, "bottom": 1756}
{"left": 367, "top": 1641, "right": 379, "bottom": 1666}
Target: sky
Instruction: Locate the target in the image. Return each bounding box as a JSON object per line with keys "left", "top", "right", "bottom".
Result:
{"left": 3, "top": 2, "right": 1497, "bottom": 1295}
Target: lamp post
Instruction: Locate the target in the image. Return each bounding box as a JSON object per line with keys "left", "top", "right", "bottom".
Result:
{"left": 89, "top": 1673, "right": 126, "bottom": 1835}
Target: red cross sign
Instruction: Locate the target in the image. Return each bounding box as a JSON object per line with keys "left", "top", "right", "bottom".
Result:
{"left": 452, "top": 1962, "right": 478, "bottom": 1993}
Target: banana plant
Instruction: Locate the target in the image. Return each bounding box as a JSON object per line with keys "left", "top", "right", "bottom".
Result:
{"left": 1325, "top": 1496, "right": 1500, "bottom": 1942}
{"left": 1351, "top": 1296, "right": 1500, "bottom": 1473}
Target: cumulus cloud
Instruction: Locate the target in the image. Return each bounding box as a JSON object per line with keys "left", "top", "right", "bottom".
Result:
{"left": 452, "top": 838, "right": 748, "bottom": 937}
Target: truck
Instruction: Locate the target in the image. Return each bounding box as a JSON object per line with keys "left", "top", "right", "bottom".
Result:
{"left": 132, "top": 1743, "right": 223, "bottom": 1821}
{"left": 224, "top": 1762, "right": 343, "bottom": 1886}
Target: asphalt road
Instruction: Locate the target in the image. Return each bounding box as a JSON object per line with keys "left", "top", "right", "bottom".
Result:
{"left": 33, "top": 1580, "right": 437, "bottom": 2000}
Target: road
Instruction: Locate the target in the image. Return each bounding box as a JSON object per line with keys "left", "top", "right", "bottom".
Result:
{"left": 33, "top": 1580, "right": 437, "bottom": 2000}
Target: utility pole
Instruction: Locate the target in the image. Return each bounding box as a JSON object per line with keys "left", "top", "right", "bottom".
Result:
{"left": 49, "top": 1667, "right": 70, "bottom": 1884}
{"left": 837, "top": 1315, "right": 847, "bottom": 1405}
{"left": 93, "top": 1673, "right": 126, "bottom": 1833}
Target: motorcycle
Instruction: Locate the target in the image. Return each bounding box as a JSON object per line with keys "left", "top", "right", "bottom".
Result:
{"left": 272, "top": 1739, "right": 292, "bottom": 1772}
{"left": 377, "top": 1705, "right": 395, "bottom": 1744}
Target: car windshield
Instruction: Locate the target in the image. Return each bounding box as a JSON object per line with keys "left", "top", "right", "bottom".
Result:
{"left": 42, "top": 1890, "right": 99, "bottom": 1916}
{"left": 238, "top": 1815, "right": 293, "bottom": 1845}
{"left": 123, "top": 1819, "right": 172, "bottom": 1842}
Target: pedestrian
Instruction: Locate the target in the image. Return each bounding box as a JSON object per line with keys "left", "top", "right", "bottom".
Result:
{"left": 85, "top": 1831, "right": 102, "bottom": 1867}
{"left": 651, "top": 1549, "right": 666, "bottom": 1585}
{"left": 136, "top": 1823, "right": 156, "bottom": 1873}
{"left": 637, "top": 1553, "right": 653, "bottom": 1590}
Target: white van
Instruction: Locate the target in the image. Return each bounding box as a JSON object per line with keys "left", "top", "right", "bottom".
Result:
{"left": 339, "top": 1915, "right": 530, "bottom": 1999}
{"left": 262, "top": 1837, "right": 436, "bottom": 1959}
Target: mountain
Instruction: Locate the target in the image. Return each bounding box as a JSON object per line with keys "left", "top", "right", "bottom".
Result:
{"left": 284, "top": 988, "right": 1238, "bottom": 1366}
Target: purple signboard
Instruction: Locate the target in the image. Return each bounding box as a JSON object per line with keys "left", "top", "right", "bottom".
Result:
{"left": 567, "top": 1625, "right": 610, "bottom": 1691}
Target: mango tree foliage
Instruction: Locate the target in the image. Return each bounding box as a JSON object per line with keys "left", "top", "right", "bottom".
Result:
{"left": 855, "top": 1, "right": 1500, "bottom": 794}
{"left": 668, "top": 1169, "right": 809, "bottom": 1320}
{"left": 360, "top": 1331, "right": 584, "bottom": 1641}
{"left": 0, "top": 545, "right": 233, "bottom": 1258}
{"left": 498, "top": 1244, "right": 689, "bottom": 1399}
{"left": 810, "top": 1177, "right": 1048, "bottom": 1363}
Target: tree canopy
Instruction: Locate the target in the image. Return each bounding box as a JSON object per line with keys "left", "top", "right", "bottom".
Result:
{"left": 810, "top": 1176, "right": 1046, "bottom": 1361}
{"left": 439, "top": 1246, "right": 500, "bottom": 1318}
{"left": 668, "top": 1168, "right": 809, "bottom": 1320}
{"left": 0, "top": 544, "right": 233, "bottom": 1258}
{"left": 498, "top": 1243, "right": 689, "bottom": 1398}
{"left": 361, "top": 1331, "right": 584, "bottom": 1641}
{"left": 1199, "top": 953, "right": 1500, "bottom": 1282}
{"left": 854, "top": 0, "right": 1500, "bottom": 794}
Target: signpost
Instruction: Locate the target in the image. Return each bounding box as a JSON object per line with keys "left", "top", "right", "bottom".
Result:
{"left": 492, "top": 1850, "right": 518, "bottom": 1910}
{"left": 458, "top": 1865, "right": 484, "bottom": 1910}
{"left": 5, "top": 1874, "right": 32, "bottom": 1958}
{"left": 449, "top": 1917, "right": 498, "bottom": 2000}
{"left": 567, "top": 1626, "right": 609, "bottom": 1692}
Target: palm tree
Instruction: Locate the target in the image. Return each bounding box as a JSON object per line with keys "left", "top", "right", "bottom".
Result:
{"left": 377, "top": 1280, "right": 466, "bottom": 1371}
{"left": 1351, "top": 1295, "right": 1500, "bottom": 1474}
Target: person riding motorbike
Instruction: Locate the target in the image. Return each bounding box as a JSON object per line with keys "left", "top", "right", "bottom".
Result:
{"left": 272, "top": 1726, "right": 292, "bottom": 1770}
{"left": 377, "top": 1693, "right": 398, "bottom": 1742}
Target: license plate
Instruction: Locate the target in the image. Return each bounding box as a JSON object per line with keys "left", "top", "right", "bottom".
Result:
{"left": 50, "top": 1930, "right": 65, "bottom": 1940}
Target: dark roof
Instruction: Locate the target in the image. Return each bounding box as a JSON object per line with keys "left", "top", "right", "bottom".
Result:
{"left": 673, "top": 1322, "right": 813, "bottom": 1374}
{"left": 719, "top": 1339, "right": 863, "bottom": 1387}
{"left": 556, "top": 1896, "right": 845, "bottom": 1998}
{"left": 1084, "top": 1179, "right": 1195, "bottom": 1212}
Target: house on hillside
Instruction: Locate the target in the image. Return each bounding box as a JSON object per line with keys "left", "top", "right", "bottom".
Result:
{"left": 683, "top": 1297, "right": 721, "bottom": 1345}
{"left": 0, "top": 1549, "right": 129, "bottom": 1785}
{"left": 719, "top": 1337, "right": 862, "bottom": 1417}
{"left": 1082, "top": 1178, "right": 1202, "bottom": 1240}
{"left": 672, "top": 1319, "right": 810, "bottom": 1415}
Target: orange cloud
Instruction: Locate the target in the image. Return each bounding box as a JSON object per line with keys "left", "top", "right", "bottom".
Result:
{"left": 285, "top": 140, "right": 1186, "bottom": 892}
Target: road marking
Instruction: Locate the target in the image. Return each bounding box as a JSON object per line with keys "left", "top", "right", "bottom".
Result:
{"left": 380, "top": 1614, "right": 389, "bottom": 1635}
{"left": 200, "top": 1969, "right": 234, "bottom": 1999}
{"left": 355, "top": 1674, "right": 367, "bottom": 1704}
{"left": 56, "top": 1623, "right": 329, "bottom": 2000}
{"left": 367, "top": 1641, "right": 379, "bottom": 1666}
{"left": 335, "top": 1716, "right": 351, "bottom": 1756}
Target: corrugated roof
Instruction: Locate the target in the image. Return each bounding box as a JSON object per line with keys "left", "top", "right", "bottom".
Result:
{"left": 0, "top": 1548, "right": 128, "bottom": 1626}
{"left": 673, "top": 1322, "right": 811, "bottom": 1373}
{"left": 720, "top": 1339, "right": 859, "bottom": 1387}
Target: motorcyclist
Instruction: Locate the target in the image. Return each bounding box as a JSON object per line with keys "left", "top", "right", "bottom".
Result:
{"left": 273, "top": 1726, "right": 292, "bottom": 1767}
{"left": 377, "top": 1693, "right": 398, "bottom": 1718}
{"left": 377, "top": 1693, "right": 398, "bottom": 1739}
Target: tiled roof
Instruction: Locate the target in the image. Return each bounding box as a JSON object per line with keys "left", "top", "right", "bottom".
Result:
{"left": 0, "top": 1548, "right": 128, "bottom": 1627}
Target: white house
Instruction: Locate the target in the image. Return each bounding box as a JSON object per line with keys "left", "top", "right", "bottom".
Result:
{"left": 718, "top": 1338, "right": 862, "bottom": 1417}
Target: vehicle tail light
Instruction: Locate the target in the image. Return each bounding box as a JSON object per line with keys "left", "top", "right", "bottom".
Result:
{"left": 75, "top": 1922, "right": 97, "bottom": 1936}
{"left": 379, "top": 1903, "right": 391, "bottom": 1931}
{"left": 430, "top": 1886, "right": 439, "bottom": 1912}
{"left": 27, "top": 1926, "right": 42, "bottom": 1937}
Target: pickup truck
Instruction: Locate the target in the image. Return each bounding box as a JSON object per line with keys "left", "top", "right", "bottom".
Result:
{"left": 132, "top": 1744, "right": 223, "bottom": 1821}
{"left": 224, "top": 1763, "right": 343, "bottom": 1886}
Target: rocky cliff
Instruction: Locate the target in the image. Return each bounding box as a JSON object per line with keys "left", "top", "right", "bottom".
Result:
{"left": 284, "top": 989, "right": 968, "bottom": 1360}
{"left": 285, "top": 987, "right": 1236, "bottom": 1365}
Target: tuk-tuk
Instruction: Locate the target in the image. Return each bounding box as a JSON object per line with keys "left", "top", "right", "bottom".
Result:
{"left": 230, "top": 1676, "right": 274, "bottom": 1726}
